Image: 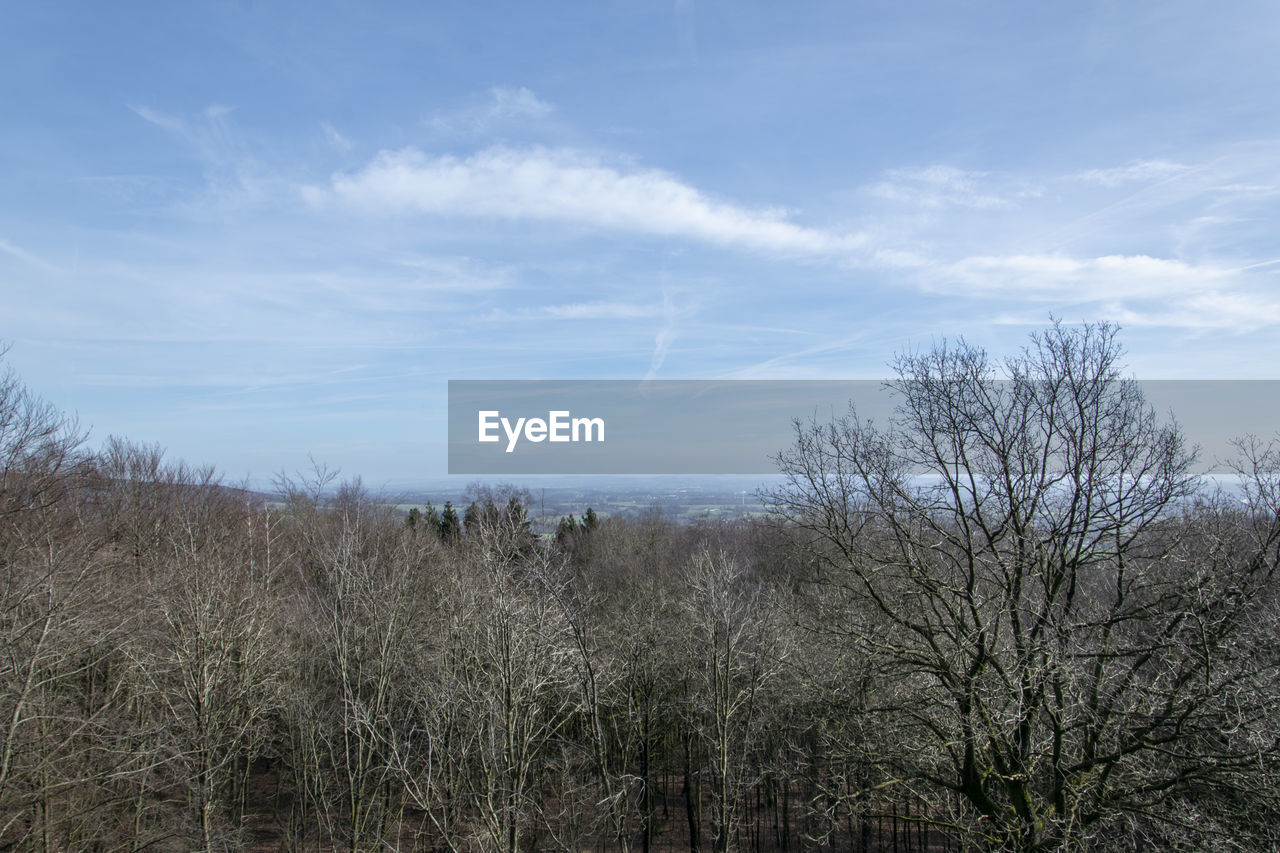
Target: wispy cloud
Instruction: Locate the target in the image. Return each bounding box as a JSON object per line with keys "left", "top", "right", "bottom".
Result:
{"left": 935, "top": 252, "right": 1225, "bottom": 300}
{"left": 904, "top": 252, "right": 1280, "bottom": 332}
{"left": 646, "top": 283, "right": 679, "bottom": 380}
{"left": 868, "top": 250, "right": 1280, "bottom": 331}
{"left": 865, "top": 165, "right": 1032, "bottom": 210}
{"left": 1072, "top": 159, "right": 1190, "bottom": 187}
{"left": 321, "top": 121, "right": 353, "bottom": 151}
{"left": 727, "top": 333, "right": 878, "bottom": 379}
{"left": 480, "top": 293, "right": 702, "bottom": 327}
{"left": 846, "top": 147, "right": 1280, "bottom": 333}
{"left": 131, "top": 104, "right": 241, "bottom": 160}
{"left": 130, "top": 103, "right": 269, "bottom": 205}
{"left": 130, "top": 104, "right": 187, "bottom": 136}
{"left": 306, "top": 145, "right": 868, "bottom": 255}
{"left": 488, "top": 87, "right": 552, "bottom": 120}
{"left": 542, "top": 301, "right": 667, "bottom": 320}
{"left": 427, "top": 87, "right": 555, "bottom": 136}
{"left": 105, "top": 113, "right": 1280, "bottom": 342}
{"left": 1099, "top": 290, "right": 1280, "bottom": 331}
{"left": 0, "top": 238, "right": 62, "bottom": 273}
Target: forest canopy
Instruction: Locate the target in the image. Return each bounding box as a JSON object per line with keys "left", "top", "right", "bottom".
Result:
{"left": 1, "top": 324, "right": 1278, "bottom": 852}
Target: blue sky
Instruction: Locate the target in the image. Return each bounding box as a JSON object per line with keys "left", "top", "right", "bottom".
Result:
{"left": 3, "top": 1, "right": 1279, "bottom": 483}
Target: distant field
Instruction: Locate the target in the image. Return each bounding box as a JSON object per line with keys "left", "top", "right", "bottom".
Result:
{"left": 384, "top": 485, "right": 774, "bottom": 529}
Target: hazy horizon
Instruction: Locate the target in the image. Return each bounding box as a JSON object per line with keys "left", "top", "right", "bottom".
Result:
{"left": 4, "top": 2, "right": 1279, "bottom": 482}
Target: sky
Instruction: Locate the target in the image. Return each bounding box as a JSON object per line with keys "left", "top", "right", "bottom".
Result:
{"left": 2, "top": 1, "right": 1279, "bottom": 484}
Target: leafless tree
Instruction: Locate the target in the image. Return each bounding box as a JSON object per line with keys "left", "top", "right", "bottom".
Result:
{"left": 681, "top": 548, "right": 785, "bottom": 853}
{"left": 121, "top": 461, "right": 279, "bottom": 851}
{"left": 453, "top": 542, "right": 574, "bottom": 853}
{"left": 0, "top": 348, "right": 116, "bottom": 850}
{"left": 770, "top": 321, "right": 1280, "bottom": 851}
{"left": 274, "top": 474, "right": 420, "bottom": 851}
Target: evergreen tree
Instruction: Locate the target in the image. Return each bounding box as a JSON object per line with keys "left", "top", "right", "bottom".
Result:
{"left": 424, "top": 502, "right": 442, "bottom": 535}
{"left": 504, "top": 496, "right": 531, "bottom": 536}
{"left": 439, "top": 501, "right": 461, "bottom": 543}
{"left": 463, "top": 500, "right": 482, "bottom": 534}
{"left": 555, "top": 513, "right": 579, "bottom": 547}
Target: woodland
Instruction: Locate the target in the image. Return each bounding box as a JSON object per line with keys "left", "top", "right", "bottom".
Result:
{"left": 2, "top": 323, "right": 1278, "bottom": 852}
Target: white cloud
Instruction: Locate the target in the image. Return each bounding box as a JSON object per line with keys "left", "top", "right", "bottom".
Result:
{"left": 936, "top": 252, "right": 1225, "bottom": 300}
{"left": 0, "top": 238, "right": 62, "bottom": 273}
{"left": 487, "top": 86, "right": 552, "bottom": 120}
{"left": 892, "top": 165, "right": 984, "bottom": 189}
{"left": 426, "top": 87, "right": 555, "bottom": 136}
{"left": 130, "top": 103, "right": 271, "bottom": 206}
{"left": 322, "top": 121, "right": 353, "bottom": 151}
{"left": 1100, "top": 291, "right": 1280, "bottom": 331}
{"left": 302, "top": 146, "right": 1278, "bottom": 334}
{"left": 646, "top": 285, "right": 679, "bottom": 380}
{"left": 846, "top": 149, "right": 1280, "bottom": 333}
{"left": 542, "top": 301, "right": 666, "bottom": 320}
{"left": 130, "top": 104, "right": 186, "bottom": 136}
{"left": 866, "top": 165, "right": 1027, "bottom": 209}
{"left": 1072, "top": 160, "right": 1190, "bottom": 187}
{"left": 306, "top": 145, "right": 867, "bottom": 255}
{"left": 913, "top": 252, "right": 1280, "bottom": 332}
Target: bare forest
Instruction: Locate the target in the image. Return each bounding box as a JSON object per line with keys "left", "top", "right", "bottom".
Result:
{"left": 3, "top": 323, "right": 1279, "bottom": 852}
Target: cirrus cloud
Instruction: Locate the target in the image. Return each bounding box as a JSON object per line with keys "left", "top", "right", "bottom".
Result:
{"left": 304, "top": 145, "right": 868, "bottom": 255}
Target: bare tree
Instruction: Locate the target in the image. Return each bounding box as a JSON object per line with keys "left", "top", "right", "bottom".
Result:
{"left": 448, "top": 543, "right": 575, "bottom": 853}
{"left": 276, "top": 474, "right": 419, "bottom": 851}
{"left": 124, "top": 463, "right": 278, "bottom": 851}
{"left": 0, "top": 346, "right": 88, "bottom": 530}
{"left": 0, "top": 348, "right": 113, "bottom": 850}
{"left": 681, "top": 548, "right": 784, "bottom": 853}
{"left": 770, "top": 321, "right": 1280, "bottom": 851}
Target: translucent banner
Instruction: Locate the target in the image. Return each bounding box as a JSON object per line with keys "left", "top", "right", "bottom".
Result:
{"left": 447, "top": 380, "right": 1280, "bottom": 475}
